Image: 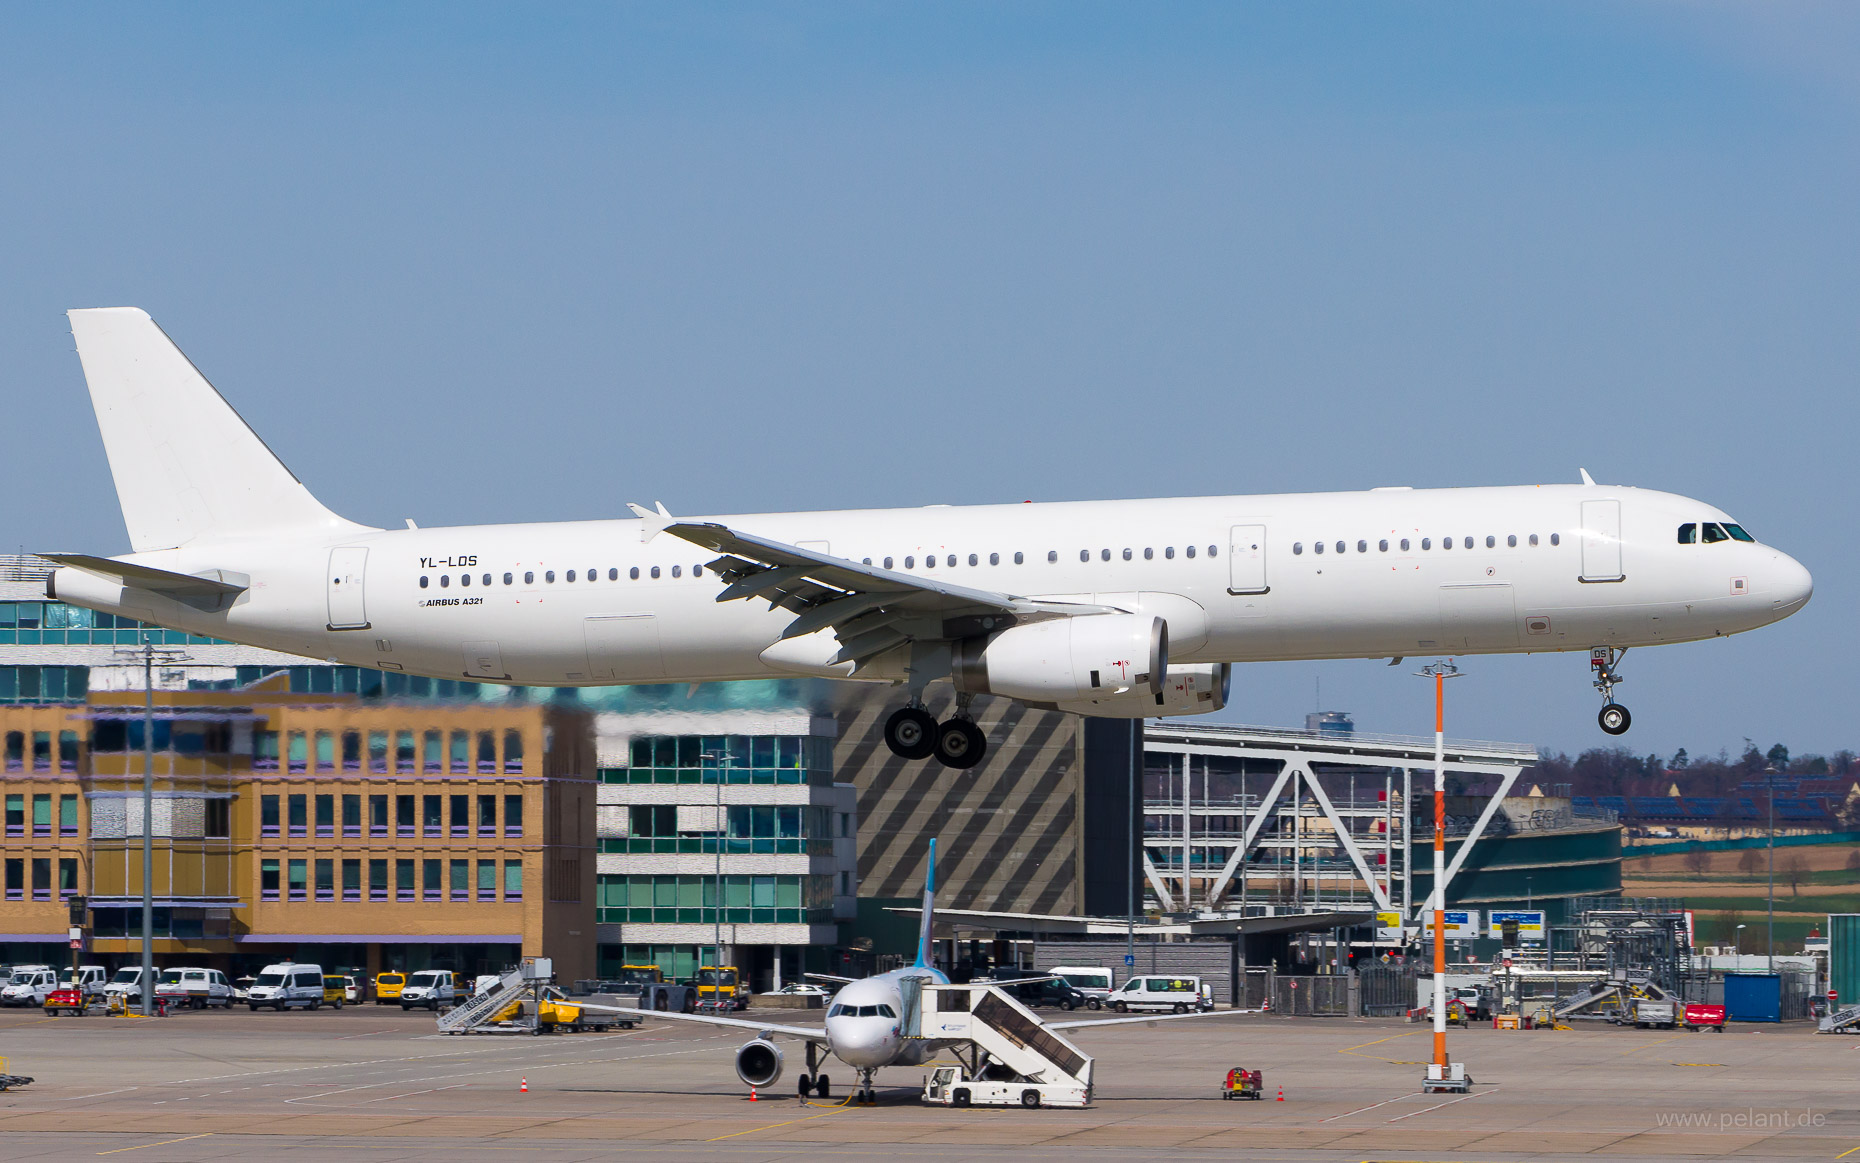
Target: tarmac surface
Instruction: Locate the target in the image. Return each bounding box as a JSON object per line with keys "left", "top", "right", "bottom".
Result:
{"left": 0, "top": 1002, "right": 1853, "bottom": 1161}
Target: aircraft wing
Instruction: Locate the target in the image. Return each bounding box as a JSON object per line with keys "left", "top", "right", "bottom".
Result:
{"left": 633, "top": 1005, "right": 830, "bottom": 1044}
{"left": 1047, "top": 1007, "right": 1261, "bottom": 1031}
{"left": 804, "top": 973, "right": 856, "bottom": 986}
{"left": 662, "top": 521, "right": 1117, "bottom": 669}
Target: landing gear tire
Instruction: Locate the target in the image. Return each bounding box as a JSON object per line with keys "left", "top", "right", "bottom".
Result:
{"left": 933, "top": 718, "right": 986, "bottom": 769}
{"left": 883, "top": 708, "right": 938, "bottom": 760}
{"left": 1598, "top": 704, "right": 1631, "bottom": 735}
{"left": 814, "top": 1075, "right": 830, "bottom": 1098}
{"left": 797, "top": 1074, "right": 812, "bottom": 1097}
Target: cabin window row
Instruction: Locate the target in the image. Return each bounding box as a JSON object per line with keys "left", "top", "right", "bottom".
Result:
{"left": 1293, "top": 533, "right": 1560, "bottom": 556}
{"left": 867, "top": 545, "right": 1221, "bottom": 570}
{"left": 420, "top": 564, "right": 708, "bottom": 589}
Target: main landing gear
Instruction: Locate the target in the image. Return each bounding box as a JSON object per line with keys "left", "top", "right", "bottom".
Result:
{"left": 1591, "top": 647, "right": 1631, "bottom": 736}
{"left": 883, "top": 704, "right": 987, "bottom": 770}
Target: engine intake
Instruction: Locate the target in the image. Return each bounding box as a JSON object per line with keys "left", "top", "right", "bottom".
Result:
{"left": 735, "top": 1038, "right": 784, "bottom": 1088}
{"left": 953, "top": 614, "right": 1166, "bottom": 703}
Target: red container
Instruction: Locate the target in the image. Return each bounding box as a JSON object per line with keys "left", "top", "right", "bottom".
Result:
{"left": 1683, "top": 1003, "right": 1726, "bottom": 1031}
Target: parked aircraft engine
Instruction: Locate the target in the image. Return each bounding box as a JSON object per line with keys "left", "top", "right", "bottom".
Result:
{"left": 1053, "top": 662, "right": 1231, "bottom": 718}
{"left": 735, "top": 1038, "right": 784, "bottom": 1088}
{"left": 952, "top": 614, "right": 1166, "bottom": 702}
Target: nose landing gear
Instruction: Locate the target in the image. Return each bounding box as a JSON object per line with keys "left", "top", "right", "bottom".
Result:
{"left": 1591, "top": 647, "right": 1631, "bottom": 735}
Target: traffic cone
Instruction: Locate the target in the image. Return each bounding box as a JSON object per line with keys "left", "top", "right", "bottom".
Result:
{"left": 520, "top": 1077, "right": 528, "bottom": 1093}
{"left": 1276, "top": 1086, "right": 1284, "bottom": 1102}
{"left": 750, "top": 1087, "right": 759, "bottom": 1102}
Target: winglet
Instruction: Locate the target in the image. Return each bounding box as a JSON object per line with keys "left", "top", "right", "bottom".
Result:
{"left": 914, "top": 837, "right": 937, "bottom": 968}
{"left": 626, "top": 501, "right": 676, "bottom": 542}
{"left": 1578, "top": 468, "right": 1596, "bottom": 486}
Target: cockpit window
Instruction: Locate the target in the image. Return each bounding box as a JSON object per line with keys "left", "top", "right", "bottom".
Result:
{"left": 1702, "top": 522, "right": 1730, "bottom": 544}
{"left": 876, "top": 1004, "right": 896, "bottom": 1018}
{"left": 1677, "top": 523, "right": 1697, "bottom": 544}
{"left": 1724, "top": 523, "right": 1755, "bottom": 543}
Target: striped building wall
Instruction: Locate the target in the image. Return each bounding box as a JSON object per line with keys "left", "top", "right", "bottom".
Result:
{"left": 832, "top": 686, "right": 1087, "bottom": 916}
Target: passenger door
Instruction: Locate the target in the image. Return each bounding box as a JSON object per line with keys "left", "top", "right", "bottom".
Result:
{"left": 1580, "top": 500, "right": 1624, "bottom": 582}
{"left": 1227, "top": 525, "right": 1268, "bottom": 595}
{"left": 327, "top": 547, "right": 370, "bottom": 629}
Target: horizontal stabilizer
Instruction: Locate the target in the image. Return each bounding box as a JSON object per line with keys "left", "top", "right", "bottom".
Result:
{"left": 40, "top": 553, "right": 248, "bottom": 597}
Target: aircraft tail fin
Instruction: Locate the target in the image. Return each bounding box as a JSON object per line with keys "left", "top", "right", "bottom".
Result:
{"left": 914, "top": 837, "right": 936, "bottom": 968}
{"left": 66, "top": 307, "right": 366, "bottom": 552}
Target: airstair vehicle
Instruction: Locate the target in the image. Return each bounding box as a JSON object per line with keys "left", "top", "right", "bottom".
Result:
{"left": 909, "top": 981, "right": 1094, "bottom": 1108}
{"left": 438, "top": 958, "right": 639, "bottom": 1035}
{"left": 1552, "top": 971, "right": 1671, "bottom": 1023}
{"left": 1818, "top": 1003, "right": 1860, "bottom": 1034}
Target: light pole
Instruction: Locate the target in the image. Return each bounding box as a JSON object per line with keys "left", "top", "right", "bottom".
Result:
{"left": 1126, "top": 725, "right": 1137, "bottom": 973}
{"left": 1735, "top": 923, "right": 1746, "bottom": 962}
{"left": 1764, "top": 764, "right": 1777, "bottom": 972}
{"left": 113, "top": 637, "right": 188, "bottom": 1016}
{"left": 1415, "top": 660, "right": 1463, "bottom": 1085}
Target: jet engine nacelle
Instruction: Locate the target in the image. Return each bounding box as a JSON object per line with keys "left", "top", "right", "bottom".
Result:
{"left": 1053, "top": 662, "right": 1232, "bottom": 718}
{"left": 952, "top": 613, "right": 1167, "bottom": 703}
{"left": 735, "top": 1038, "right": 784, "bottom": 1088}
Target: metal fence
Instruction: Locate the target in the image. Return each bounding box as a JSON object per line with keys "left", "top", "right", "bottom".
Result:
{"left": 1271, "top": 974, "right": 1350, "bottom": 1016}
{"left": 1358, "top": 963, "right": 1420, "bottom": 1016}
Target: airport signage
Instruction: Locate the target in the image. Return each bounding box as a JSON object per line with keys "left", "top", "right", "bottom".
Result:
{"left": 1487, "top": 910, "right": 1546, "bottom": 943}
{"left": 1419, "top": 910, "right": 1480, "bottom": 938}
{"left": 1375, "top": 912, "right": 1408, "bottom": 943}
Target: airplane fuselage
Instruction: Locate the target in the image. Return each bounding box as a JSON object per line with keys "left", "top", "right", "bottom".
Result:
{"left": 53, "top": 483, "right": 1811, "bottom": 690}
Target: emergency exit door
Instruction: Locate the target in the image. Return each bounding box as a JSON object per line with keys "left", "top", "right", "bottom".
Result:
{"left": 1228, "top": 524, "right": 1268, "bottom": 595}
{"left": 326, "top": 547, "right": 370, "bottom": 630}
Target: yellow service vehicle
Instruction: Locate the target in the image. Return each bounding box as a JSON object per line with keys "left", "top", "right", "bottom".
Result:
{"left": 321, "top": 976, "right": 347, "bottom": 1008}
{"left": 373, "top": 972, "right": 406, "bottom": 1005}
{"left": 695, "top": 966, "right": 745, "bottom": 1010}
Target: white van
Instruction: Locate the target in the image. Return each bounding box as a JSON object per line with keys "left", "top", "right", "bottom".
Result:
{"left": 156, "top": 967, "right": 235, "bottom": 1009}
{"left": 246, "top": 961, "right": 327, "bottom": 1011}
{"left": 398, "top": 969, "right": 457, "bottom": 1011}
{"left": 1, "top": 965, "right": 57, "bottom": 1007}
{"left": 1050, "top": 965, "right": 1114, "bottom": 1005}
{"left": 105, "top": 965, "right": 149, "bottom": 1001}
{"left": 1106, "top": 974, "right": 1209, "bottom": 1013}
{"left": 60, "top": 965, "right": 109, "bottom": 1000}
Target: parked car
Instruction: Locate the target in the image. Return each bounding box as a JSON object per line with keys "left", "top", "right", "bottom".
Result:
{"left": 1006, "top": 977, "right": 1092, "bottom": 1011}
{"left": 320, "top": 976, "right": 348, "bottom": 1008}
{"left": 341, "top": 976, "right": 362, "bottom": 1004}
{"left": 398, "top": 969, "right": 457, "bottom": 1011}
{"left": 156, "top": 967, "right": 235, "bottom": 1009}
{"left": 231, "top": 975, "right": 256, "bottom": 1001}
{"left": 773, "top": 982, "right": 832, "bottom": 997}
{"left": 374, "top": 972, "right": 406, "bottom": 1005}
{"left": 1106, "top": 974, "right": 1208, "bottom": 1014}
{"left": 1050, "top": 965, "right": 1114, "bottom": 1007}
{"left": 1, "top": 966, "right": 57, "bottom": 1007}
{"left": 246, "top": 962, "right": 327, "bottom": 1011}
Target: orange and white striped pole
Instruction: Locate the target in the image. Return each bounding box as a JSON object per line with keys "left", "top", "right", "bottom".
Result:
{"left": 1432, "top": 666, "right": 1447, "bottom": 1072}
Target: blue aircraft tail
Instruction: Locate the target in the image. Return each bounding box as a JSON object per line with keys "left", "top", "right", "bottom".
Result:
{"left": 913, "top": 837, "right": 936, "bottom": 968}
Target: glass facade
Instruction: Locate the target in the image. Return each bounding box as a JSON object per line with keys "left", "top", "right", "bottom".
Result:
{"left": 602, "top": 804, "right": 832, "bottom": 855}
{"left": 0, "top": 666, "right": 90, "bottom": 704}
{"left": 603, "top": 734, "right": 831, "bottom": 786}
{"left": 595, "top": 873, "right": 832, "bottom": 925}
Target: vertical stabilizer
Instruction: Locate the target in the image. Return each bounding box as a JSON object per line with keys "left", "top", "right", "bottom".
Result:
{"left": 66, "top": 307, "right": 367, "bottom": 551}
{"left": 914, "top": 837, "right": 937, "bottom": 968}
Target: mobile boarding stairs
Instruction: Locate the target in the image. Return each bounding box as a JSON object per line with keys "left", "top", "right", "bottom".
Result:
{"left": 904, "top": 979, "right": 1094, "bottom": 1108}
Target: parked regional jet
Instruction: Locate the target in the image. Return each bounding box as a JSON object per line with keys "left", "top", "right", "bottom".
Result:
{"left": 46, "top": 309, "right": 1811, "bottom": 766}
{"left": 623, "top": 839, "right": 1241, "bottom": 1103}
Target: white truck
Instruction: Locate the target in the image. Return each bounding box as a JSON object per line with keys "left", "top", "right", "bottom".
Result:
{"left": 923, "top": 1064, "right": 1090, "bottom": 1109}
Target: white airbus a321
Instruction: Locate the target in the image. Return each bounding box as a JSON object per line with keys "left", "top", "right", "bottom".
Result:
{"left": 47, "top": 308, "right": 1810, "bottom": 766}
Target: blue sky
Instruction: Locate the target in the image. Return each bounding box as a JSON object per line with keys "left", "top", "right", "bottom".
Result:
{"left": 2, "top": 3, "right": 1855, "bottom": 759}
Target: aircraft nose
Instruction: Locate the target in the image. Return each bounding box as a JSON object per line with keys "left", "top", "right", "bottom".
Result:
{"left": 1768, "top": 551, "right": 1813, "bottom": 616}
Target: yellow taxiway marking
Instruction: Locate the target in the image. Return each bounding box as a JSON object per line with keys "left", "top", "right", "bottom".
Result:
{"left": 704, "top": 1103, "right": 854, "bottom": 1142}
{"left": 1620, "top": 1033, "right": 1687, "bottom": 1055}
{"left": 97, "top": 1132, "right": 215, "bottom": 1155}
{"left": 1833, "top": 1146, "right": 1860, "bottom": 1160}
{"left": 1339, "top": 1030, "right": 1427, "bottom": 1065}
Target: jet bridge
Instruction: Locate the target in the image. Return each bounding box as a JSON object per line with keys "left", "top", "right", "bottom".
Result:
{"left": 904, "top": 981, "right": 1093, "bottom": 1104}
